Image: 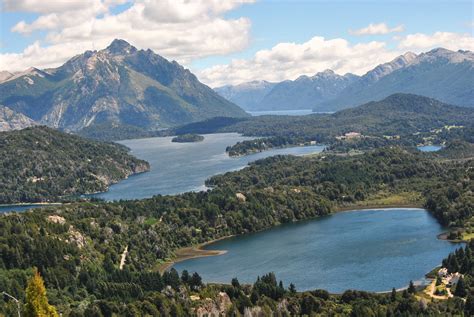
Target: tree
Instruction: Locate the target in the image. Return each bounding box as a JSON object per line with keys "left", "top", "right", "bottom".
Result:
{"left": 407, "top": 281, "right": 416, "bottom": 294}
{"left": 190, "top": 272, "right": 202, "bottom": 291}
{"left": 24, "top": 269, "right": 59, "bottom": 317}
{"left": 231, "top": 278, "right": 240, "bottom": 289}
{"left": 454, "top": 277, "right": 467, "bottom": 297}
{"left": 181, "top": 270, "right": 190, "bottom": 284}
{"left": 289, "top": 283, "right": 296, "bottom": 294}
{"left": 391, "top": 288, "right": 397, "bottom": 301}
{"left": 465, "top": 294, "right": 474, "bottom": 316}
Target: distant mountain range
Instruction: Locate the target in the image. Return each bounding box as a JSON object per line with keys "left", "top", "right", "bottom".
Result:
{"left": 215, "top": 70, "right": 358, "bottom": 111}
{"left": 0, "top": 39, "right": 248, "bottom": 132}
{"left": 215, "top": 80, "right": 277, "bottom": 111}
{"left": 215, "top": 48, "right": 474, "bottom": 112}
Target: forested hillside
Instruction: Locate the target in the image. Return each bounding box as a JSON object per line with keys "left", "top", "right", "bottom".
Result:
{"left": 164, "top": 94, "right": 474, "bottom": 155}
{"left": 0, "top": 126, "right": 149, "bottom": 203}
{"left": 0, "top": 147, "right": 472, "bottom": 315}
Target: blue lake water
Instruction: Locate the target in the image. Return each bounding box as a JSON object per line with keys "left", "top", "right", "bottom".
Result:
{"left": 174, "top": 208, "right": 460, "bottom": 293}
{"left": 418, "top": 145, "right": 442, "bottom": 152}
{"left": 0, "top": 204, "right": 55, "bottom": 214}
{"left": 247, "top": 109, "right": 314, "bottom": 116}
{"left": 94, "top": 133, "right": 325, "bottom": 201}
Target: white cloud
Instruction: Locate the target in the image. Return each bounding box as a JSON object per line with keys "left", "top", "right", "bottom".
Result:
{"left": 397, "top": 31, "right": 474, "bottom": 51}
{"left": 198, "top": 30, "right": 474, "bottom": 87}
{"left": 2, "top": 0, "right": 110, "bottom": 14}
{"left": 1, "top": 0, "right": 254, "bottom": 71}
{"left": 198, "top": 36, "right": 401, "bottom": 87}
{"left": 349, "top": 23, "right": 404, "bottom": 36}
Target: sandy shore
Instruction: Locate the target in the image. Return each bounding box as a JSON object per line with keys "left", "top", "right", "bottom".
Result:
{"left": 158, "top": 236, "right": 232, "bottom": 273}
{"left": 0, "top": 202, "right": 63, "bottom": 207}
{"left": 333, "top": 203, "right": 423, "bottom": 213}
{"left": 158, "top": 203, "right": 429, "bottom": 272}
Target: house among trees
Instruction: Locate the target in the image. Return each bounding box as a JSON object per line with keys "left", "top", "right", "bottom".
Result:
{"left": 438, "top": 268, "right": 463, "bottom": 287}
{"left": 336, "top": 132, "right": 362, "bottom": 140}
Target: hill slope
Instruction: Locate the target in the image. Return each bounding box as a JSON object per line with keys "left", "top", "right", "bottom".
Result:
{"left": 168, "top": 93, "right": 474, "bottom": 138}
{"left": 0, "top": 126, "right": 149, "bottom": 203}
{"left": 317, "top": 48, "right": 474, "bottom": 111}
{"left": 0, "top": 39, "right": 248, "bottom": 132}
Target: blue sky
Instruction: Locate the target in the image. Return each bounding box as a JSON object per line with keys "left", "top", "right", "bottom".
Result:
{"left": 191, "top": 0, "right": 474, "bottom": 70}
{"left": 1, "top": 0, "right": 473, "bottom": 86}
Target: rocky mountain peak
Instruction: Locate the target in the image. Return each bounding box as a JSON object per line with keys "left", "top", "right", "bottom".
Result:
{"left": 105, "top": 39, "right": 138, "bottom": 56}
{"left": 363, "top": 52, "right": 417, "bottom": 83}
{"left": 414, "top": 47, "right": 474, "bottom": 64}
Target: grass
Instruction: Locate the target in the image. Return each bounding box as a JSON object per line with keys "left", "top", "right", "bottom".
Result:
{"left": 462, "top": 232, "right": 474, "bottom": 241}
{"left": 358, "top": 191, "right": 423, "bottom": 207}
{"left": 144, "top": 217, "right": 159, "bottom": 226}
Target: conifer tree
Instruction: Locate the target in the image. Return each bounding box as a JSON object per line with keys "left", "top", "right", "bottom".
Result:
{"left": 24, "top": 269, "right": 59, "bottom": 317}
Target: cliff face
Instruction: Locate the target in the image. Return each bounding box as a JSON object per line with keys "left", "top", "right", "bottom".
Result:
{"left": 0, "top": 105, "right": 37, "bottom": 131}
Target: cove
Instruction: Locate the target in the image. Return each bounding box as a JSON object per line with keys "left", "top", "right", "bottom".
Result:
{"left": 94, "top": 133, "right": 325, "bottom": 201}
{"left": 173, "top": 208, "right": 461, "bottom": 293}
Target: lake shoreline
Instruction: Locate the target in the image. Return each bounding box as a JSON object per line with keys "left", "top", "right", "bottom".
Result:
{"left": 160, "top": 203, "right": 451, "bottom": 274}
{"left": 158, "top": 235, "right": 233, "bottom": 273}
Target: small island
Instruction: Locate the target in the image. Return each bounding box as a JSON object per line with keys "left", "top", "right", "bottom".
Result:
{"left": 171, "top": 133, "right": 205, "bottom": 143}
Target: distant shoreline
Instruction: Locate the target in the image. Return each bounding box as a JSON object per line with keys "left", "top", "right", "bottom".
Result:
{"left": 158, "top": 204, "right": 435, "bottom": 273}
{"left": 0, "top": 202, "right": 62, "bottom": 208}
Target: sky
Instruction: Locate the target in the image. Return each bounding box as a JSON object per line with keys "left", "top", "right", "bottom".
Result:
{"left": 1, "top": 0, "right": 473, "bottom": 87}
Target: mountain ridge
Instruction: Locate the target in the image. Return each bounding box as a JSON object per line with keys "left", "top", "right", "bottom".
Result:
{"left": 316, "top": 48, "right": 474, "bottom": 111}
{"left": 0, "top": 39, "right": 248, "bottom": 132}
{"left": 215, "top": 69, "right": 359, "bottom": 111}
{"left": 215, "top": 48, "right": 473, "bottom": 112}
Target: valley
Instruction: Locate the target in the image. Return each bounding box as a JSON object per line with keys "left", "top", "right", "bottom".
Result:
{"left": 0, "top": 9, "right": 472, "bottom": 314}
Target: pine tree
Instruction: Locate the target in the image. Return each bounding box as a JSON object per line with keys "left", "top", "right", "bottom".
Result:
{"left": 391, "top": 288, "right": 397, "bottom": 301}
{"left": 454, "top": 277, "right": 467, "bottom": 297}
{"left": 408, "top": 280, "right": 416, "bottom": 294}
{"left": 24, "top": 269, "right": 59, "bottom": 317}
{"left": 289, "top": 283, "right": 296, "bottom": 294}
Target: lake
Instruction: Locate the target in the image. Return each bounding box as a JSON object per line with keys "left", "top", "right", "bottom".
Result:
{"left": 174, "top": 208, "right": 460, "bottom": 293}
{"left": 94, "top": 133, "right": 325, "bottom": 201}
{"left": 247, "top": 109, "right": 314, "bottom": 116}
{"left": 0, "top": 204, "right": 56, "bottom": 214}
{"left": 247, "top": 109, "right": 335, "bottom": 116}
{"left": 418, "top": 145, "right": 442, "bottom": 152}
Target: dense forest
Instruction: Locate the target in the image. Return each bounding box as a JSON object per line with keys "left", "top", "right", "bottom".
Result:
{"left": 0, "top": 126, "right": 149, "bottom": 204}
{"left": 164, "top": 94, "right": 474, "bottom": 156}
{"left": 0, "top": 146, "right": 472, "bottom": 315}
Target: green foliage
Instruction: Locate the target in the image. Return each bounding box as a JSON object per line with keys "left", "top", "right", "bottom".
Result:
{"left": 0, "top": 126, "right": 149, "bottom": 203}
{"left": 24, "top": 269, "right": 59, "bottom": 317}
{"left": 166, "top": 93, "right": 474, "bottom": 155}
{"left": 171, "top": 134, "right": 204, "bottom": 143}
{"left": 0, "top": 145, "right": 472, "bottom": 315}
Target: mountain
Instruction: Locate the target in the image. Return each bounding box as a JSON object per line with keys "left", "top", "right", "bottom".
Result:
{"left": 0, "top": 126, "right": 149, "bottom": 203}
{"left": 316, "top": 48, "right": 474, "bottom": 111}
{"left": 256, "top": 70, "right": 359, "bottom": 111}
{"left": 215, "top": 80, "right": 276, "bottom": 111}
{"left": 0, "top": 39, "right": 248, "bottom": 132}
{"left": 0, "top": 105, "right": 37, "bottom": 131}
{"left": 0, "top": 71, "right": 13, "bottom": 83}
{"left": 215, "top": 70, "right": 358, "bottom": 111}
